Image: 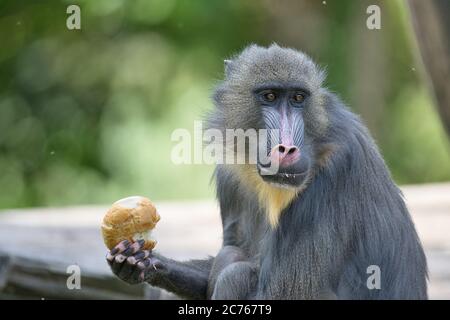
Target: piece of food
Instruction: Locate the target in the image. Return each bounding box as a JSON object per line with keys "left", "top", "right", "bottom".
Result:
{"left": 101, "top": 196, "right": 160, "bottom": 250}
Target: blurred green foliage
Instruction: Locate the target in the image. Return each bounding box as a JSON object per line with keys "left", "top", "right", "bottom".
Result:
{"left": 0, "top": 0, "right": 449, "bottom": 209}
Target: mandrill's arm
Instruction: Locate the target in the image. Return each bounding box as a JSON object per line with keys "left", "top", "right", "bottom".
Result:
{"left": 147, "top": 253, "right": 214, "bottom": 299}
{"left": 107, "top": 239, "right": 214, "bottom": 300}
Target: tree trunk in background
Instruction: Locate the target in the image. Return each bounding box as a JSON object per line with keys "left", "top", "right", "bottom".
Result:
{"left": 349, "top": 1, "right": 387, "bottom": 139}
{"left": 408, "top": 0, "right": 450, "bottom": 139}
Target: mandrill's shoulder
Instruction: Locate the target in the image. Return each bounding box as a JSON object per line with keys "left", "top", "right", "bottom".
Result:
{"left": 310, "top": 91, "right": 403, "bottom": 203}
{"left": 214, "top": 165, "right": 251, "bottom": 211}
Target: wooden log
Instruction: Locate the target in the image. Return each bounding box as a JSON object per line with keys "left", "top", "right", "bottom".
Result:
{"left": 0, "top": 252, "right": 147, "bottom": 299}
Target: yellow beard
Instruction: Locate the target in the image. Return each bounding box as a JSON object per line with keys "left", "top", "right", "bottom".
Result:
{"left": 232, "top": 164, "right": 299, "bottom": 227}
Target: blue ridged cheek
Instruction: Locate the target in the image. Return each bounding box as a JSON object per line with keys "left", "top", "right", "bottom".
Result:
{"left": 261, "top": 107, "right": 305, "bottom": 148}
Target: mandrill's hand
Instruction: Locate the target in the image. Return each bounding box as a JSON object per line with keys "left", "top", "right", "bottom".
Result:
{"left": 106, "top": 239, "right": 164, "bottom": 285}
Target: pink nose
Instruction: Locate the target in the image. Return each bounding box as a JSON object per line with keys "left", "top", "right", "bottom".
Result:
{"left": 270, "top": 144, "right": 300, "bottom": 167}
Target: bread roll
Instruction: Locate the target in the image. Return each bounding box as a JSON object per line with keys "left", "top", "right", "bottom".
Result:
{"left": 101, "top": 196, "right": 160, "bottom": 250}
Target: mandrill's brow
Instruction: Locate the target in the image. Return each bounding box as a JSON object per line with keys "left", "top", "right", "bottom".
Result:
{"left": 252, "top": 82, "right": 311, "bottom": 95}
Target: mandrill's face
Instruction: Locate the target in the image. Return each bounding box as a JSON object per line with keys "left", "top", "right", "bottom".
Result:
{"left": 212, "top": 45, "right": 329, "bottom": 189}
{"left": 254, "top": 83, "right": 313, "bottom": 188}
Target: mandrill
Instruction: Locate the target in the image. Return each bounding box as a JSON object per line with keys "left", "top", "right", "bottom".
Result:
{"left": 107, "top": 44, "right": 428, "bottom": 300}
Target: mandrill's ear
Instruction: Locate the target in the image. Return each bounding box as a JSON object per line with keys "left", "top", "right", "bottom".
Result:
{"left": 224, "top": 59, "right": 235, "bottom": 78}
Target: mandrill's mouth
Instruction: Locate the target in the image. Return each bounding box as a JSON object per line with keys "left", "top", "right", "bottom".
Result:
{"left": 256, "top": 143, "right": 312, "bottom": 189}
{"left": 257, "top": 164, "right": 309, "bottom": 189}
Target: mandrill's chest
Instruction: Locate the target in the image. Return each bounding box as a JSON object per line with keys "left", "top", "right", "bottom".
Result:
{"left": 235, "top": 190, "right": 299, "bottom": 258}
{"left": 235, "top": 206, "right": 267, "bottom": 257}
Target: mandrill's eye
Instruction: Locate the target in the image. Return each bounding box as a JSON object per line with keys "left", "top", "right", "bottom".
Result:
{"left": 263, "top": 92, "right": 276, "bottom": 102}
{"left": 293, "top": 93, "right": 305, "bottom": 103}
